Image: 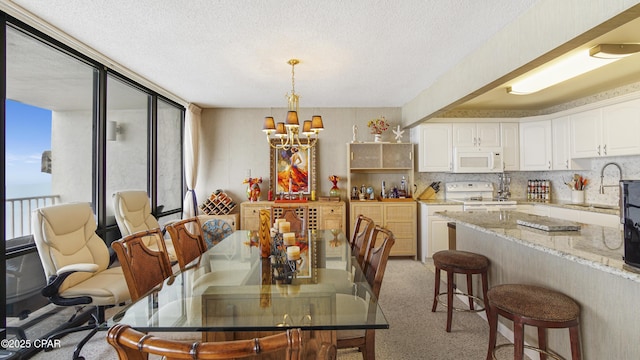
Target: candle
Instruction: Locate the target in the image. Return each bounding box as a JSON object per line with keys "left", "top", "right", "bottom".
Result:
{"left": 279, "top": 221, "right": 290, "bottom": 233}
{"left": 283, "top": 232, "right": 296, "bottom": 246}
{"left": 274, "top": 218, "right": 286, "bottom": 228}
{"left": 286, "top": 245, "right": 300, "bottom": 260}
{"left": 289, "top": 178, "right": 292, "bottom": 193}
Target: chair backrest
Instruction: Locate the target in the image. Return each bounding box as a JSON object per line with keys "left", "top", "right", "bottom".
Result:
{"left": 363, "top": 226, "right": 395, "bottom": 298}
{"left": 166, "top": 217, "right": 207, "bottom": 270}
{"left": 271, "top": 206, "right": 308, "bottom": 233}
{"left": 112, "top": 190, "right": 161, "bottom": 236}
{"left": 32, "top": 203, "right": 111, "bottom": 294}
{"left": 350, "top": 214, "right": 375, "bottom": 269}
{"left": 111, "top": 229, "right": 172, "bottom": 301}
{"left": 107, "top": 324, "right": 305, "bottom": 360}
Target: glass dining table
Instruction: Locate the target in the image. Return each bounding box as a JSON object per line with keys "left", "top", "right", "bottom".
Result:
{"left": 108, "top": 229, "right": 389, "bottom": 355}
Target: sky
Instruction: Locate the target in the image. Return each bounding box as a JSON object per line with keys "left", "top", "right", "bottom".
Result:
{"left": 5, "top": 99, "right": 52, "bottom": 197}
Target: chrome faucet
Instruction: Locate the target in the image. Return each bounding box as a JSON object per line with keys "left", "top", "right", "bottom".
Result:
{"left": 497, "top": 173, "right": 511, "bottom": 200}
{"left": 599, "top": 162, "right": 622, "bottom": 194}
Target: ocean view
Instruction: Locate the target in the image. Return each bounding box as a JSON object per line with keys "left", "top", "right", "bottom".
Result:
{"left": 5, "top": 182, "right": 53, "bottom": 240}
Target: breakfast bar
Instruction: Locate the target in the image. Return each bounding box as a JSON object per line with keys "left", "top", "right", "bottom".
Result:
{"left": 436, "top": 211, "right": 640, "bottom": 359}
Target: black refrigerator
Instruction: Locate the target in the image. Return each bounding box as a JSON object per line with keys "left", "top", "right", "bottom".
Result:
{"left": 621, "top": 180, "right": 640, "bottom": 269}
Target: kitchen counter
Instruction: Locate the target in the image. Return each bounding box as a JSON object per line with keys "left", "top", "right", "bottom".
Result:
{"left": 436, "top": 211, "right": 636, "bottom": 282}
{"left": 419, "top": 198, "right": 620, "bottom": 215}
{"left": 437, "top": 210, "right": 640, "bottom": 359}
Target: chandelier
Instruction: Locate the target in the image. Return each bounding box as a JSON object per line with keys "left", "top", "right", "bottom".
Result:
{"left": 262, "top": 59, "right": 324, "bottom": 150}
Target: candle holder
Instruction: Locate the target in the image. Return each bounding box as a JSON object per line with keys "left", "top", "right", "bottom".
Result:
{"left": 270, "top": 233, "right": 303, "bottom": 284}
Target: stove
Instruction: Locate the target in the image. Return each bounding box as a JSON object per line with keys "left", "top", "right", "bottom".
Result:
{"left": 445, "top": 181, "right": 517, "bottom": 211}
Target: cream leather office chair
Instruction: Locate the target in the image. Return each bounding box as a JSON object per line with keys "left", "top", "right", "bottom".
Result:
{"left": 112, "top": 190, "right": 178, "bottom": 262}
{"left": 32, "top": 202, "right": 131, "bottom": 360}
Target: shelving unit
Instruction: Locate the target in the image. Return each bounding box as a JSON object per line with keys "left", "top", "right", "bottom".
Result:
{"left": 347, "top": 142, "right": 416, "bottom": 258}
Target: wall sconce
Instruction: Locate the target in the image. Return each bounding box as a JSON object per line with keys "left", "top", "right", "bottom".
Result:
{"left": 107, "top": 121, "right": 122, "bottom": 141}
{"left": 507, "top": 43, "right": 640, "bottom": 95}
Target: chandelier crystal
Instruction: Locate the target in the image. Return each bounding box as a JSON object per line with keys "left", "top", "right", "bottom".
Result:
{"left": 262, "top": 59, "right": 323, "bottom": 150}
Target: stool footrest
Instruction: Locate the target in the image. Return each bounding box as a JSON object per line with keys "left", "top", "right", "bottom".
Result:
{"left": 435, "top": 292, "right": 486, "bottom": 313}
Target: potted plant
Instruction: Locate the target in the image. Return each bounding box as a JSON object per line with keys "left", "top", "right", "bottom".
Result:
{"left": 367, "top": 116, "right": 389, "bottom": 142}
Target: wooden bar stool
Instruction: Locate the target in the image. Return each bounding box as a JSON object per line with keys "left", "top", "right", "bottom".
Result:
{"left": 431, "top": 250, "right": 490, "bottom": 332}
{"left": 486, "top": 284, "right": 581, "bottom": 360}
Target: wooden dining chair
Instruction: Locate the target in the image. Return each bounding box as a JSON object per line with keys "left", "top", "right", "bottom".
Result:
{"left": 166, "top": 217, "right": 207, "bottom": 270}
{"left": 271, "top": 205, "right": 309, "bottom": 233}
{"left": 337, "top": 225, "right": 395, "bottom": 360}
{"left": 350, "top": 214, "right": 376, "bottom": 271}
{"left": 111, "top": 228, "right": 173, "bottom": 301}
{"left": 107, "top": 324, "right": 312, "bottom": 360}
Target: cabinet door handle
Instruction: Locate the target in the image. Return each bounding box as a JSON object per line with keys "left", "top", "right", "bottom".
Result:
{"left": 565, "top": 159, "right": 569, "bottom": 169}
{"left": 597, "top": 145, "right": 601, "bottom": 156}
{"left": 350, "top": 152, "right": 354, "bottom": 161}
{"left": 478, "top": 137, "right": 481, "bottom": 146}
{"left": 473, "top": 137, "right": 477, "bottom": 146}
{"left": 409, "top": 152, "right": 412, "bottom": 160}
{"left": 604, "top": 144, "right": 607, "bottom": 155}
{"left": 548, "top": 161, "right": 551, "bottom": 170}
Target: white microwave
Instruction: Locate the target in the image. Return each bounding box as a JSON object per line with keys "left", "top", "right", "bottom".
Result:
{"left": 453, "top": 147, "right": 504, "bottom": 173}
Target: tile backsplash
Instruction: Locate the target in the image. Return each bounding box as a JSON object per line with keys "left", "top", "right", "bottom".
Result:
{"left": 415, "top": 155, "right": 638, "bottom": 206}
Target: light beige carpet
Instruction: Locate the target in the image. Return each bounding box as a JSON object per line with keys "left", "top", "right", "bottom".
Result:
{"left": 27, "top": 259, "right": 513, "bottom": 359}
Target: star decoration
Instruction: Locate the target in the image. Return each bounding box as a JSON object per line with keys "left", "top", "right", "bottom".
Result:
{"left": 392, "top": 125, "right": 404, "bottom": 143}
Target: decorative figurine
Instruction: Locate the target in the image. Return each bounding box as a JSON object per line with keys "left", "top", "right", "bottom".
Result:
{"left": 243, "top": 177, "right": 263, "bottom": 202}
{"left": 352, "top": 125, "right": 358, "bottom": 143}
{"left": 393, "top": 124, "right": 405, "bottom": 143}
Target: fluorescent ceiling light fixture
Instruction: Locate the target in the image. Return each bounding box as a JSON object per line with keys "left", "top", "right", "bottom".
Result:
{"left": 507, "top": 49, "right": 619, "bottom": 95}
{"left": 589, "top": 43, "right": 640, "bottom": 59}
{"left": 507, "top": 44, "right": 640, "bottom": 95}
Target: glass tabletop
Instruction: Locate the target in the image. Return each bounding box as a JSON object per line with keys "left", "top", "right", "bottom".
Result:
{"left": 108, "top": 229, "right": 389, "bottom": 332}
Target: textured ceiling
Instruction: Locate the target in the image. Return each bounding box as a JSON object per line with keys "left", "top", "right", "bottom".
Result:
{"left": 6, "top": 0, "right": 540, "bottom": 109}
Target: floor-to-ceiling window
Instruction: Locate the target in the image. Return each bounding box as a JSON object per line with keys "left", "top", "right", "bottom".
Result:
{"left": 2, "top": 14, "right": 185, "bottom": 358}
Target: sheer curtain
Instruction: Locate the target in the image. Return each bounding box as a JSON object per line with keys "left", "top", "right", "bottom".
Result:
{"left": 182, "top": 103, "right": 201, "bottom": 218}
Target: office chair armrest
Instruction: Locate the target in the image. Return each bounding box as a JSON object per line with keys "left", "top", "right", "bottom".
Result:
{"left": 56, "top": 263, "right": 100, "bottom": 276}
{"left": 41, "top": 263, "right": 100, "bottom": 305}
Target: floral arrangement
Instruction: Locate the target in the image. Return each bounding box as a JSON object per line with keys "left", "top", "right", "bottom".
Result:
{"left": 367, "top": 116, "right": 389, "bottom": 134}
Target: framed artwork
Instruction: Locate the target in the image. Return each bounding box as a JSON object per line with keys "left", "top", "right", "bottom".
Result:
{"left": 270, "top": 139, "right": 316, "bottom": 196}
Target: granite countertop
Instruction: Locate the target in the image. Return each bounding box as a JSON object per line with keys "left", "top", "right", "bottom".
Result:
{"left": 436, "top": 211, "right": 640, "bottom": 283}
{"left": 418, "top": 198, "right": 619, "bottom": 215}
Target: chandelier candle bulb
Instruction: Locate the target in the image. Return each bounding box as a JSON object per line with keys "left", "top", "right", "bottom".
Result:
{"left": 287, "top": 245, "right": 301, "bottom": 260}
{"left": 283, "top": 232, "right": 296, "bottom": 246}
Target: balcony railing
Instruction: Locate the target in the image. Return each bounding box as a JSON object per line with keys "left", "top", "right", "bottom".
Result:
{"left": 5, "top": 195, "right": 60, "bottom": 240}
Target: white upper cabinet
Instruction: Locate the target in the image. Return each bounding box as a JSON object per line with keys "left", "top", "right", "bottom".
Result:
{"left": 418, "top": 123, "right": 452, "bottom": 172}
{"left": 602, "top": 98, "right": 640, "bottom": 156}
{"left": 520, "top": 119, "right": 552, "bottom": 171}
{"left": 501, "top": 123, "right": 519, "bottom": 171}
{"left": 452, "top": 123, "right": 501, "bottom": 148}
{"left": 569, "top": 108, "right": 602, "bottom": 158}
{"left": 551, "top": 116, "right": 571, "bottom": 170}
{"left": 570, "top": 98, "right": 640, "bottom": 158}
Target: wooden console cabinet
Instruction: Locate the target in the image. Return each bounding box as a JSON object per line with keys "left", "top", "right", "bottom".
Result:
{"left": 240, "top": 201, "right": 346, "bottom": 231}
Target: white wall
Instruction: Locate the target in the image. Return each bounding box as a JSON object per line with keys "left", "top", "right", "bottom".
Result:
{"left": 196, "top": 107, "right": 401, "bottom": 205}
